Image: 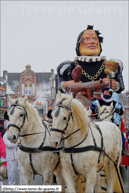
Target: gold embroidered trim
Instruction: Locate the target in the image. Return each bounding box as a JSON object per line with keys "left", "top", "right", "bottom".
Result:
{"left": 74, "top": 60, "right": 105, "bottom": 81}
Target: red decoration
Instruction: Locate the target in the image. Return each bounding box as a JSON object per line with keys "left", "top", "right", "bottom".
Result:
{"left": 17, "top": 91, "right": 20, "bottom": 95}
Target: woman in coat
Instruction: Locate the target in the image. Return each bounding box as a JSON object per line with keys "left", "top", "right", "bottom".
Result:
{"left": 3, "top": 120, "right": 21, "bottom": 185}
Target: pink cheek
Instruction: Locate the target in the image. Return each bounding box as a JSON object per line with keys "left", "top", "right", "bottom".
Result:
{"left": 82, "top": 40, "right": 89, "bottom": 46}
{"left": 95, "top": 42, "right": 98, "bottom": 46}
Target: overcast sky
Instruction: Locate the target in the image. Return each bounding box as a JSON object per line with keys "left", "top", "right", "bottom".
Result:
{"left": 1, "top": 1, "right": 128, "bottom": 91}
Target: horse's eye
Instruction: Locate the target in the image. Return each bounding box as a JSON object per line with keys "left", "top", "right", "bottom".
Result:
{"left": 20, "top": 114, "right": 24, "bottom": 117}
{"left": 63, "top": 117, "right": 66, "bottom": 121}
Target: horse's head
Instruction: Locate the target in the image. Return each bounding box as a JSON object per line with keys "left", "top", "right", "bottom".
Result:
{"left": 50, "top": 91, "right": 73, "bottom": 148}
{"left": 50, "top": 91, "right": 89, "bottom": 148}
{"left": 7, "top": 95, "right": 28, "bottom": 143}
{"left": 97, "top": 102, "right": 113, "bottom": 122}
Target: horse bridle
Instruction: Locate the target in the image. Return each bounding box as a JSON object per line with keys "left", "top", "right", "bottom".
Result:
{"left": 51, "top": 99, "right": 86, "bottom": 146}
{"left": 8, "top": 101, "right": 49, "bottom": 137}
{"left": 8, "top": 100, "right": 28, "bottom": 132}
{"left": 51, "top": 99, "right": 73, "bottom": 136}
{"left": 97, "top": 107, "right": 115, "bottom": 122}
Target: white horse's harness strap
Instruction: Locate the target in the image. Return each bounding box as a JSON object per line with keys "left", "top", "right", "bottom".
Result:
{"left": 51, "top": 99, "right": 73, "bottom": 135}
{"left": 62, "top": 129, "right": 80, "bottom": 140}
{"left": 19, "top": 144, "right": 61, "bottom": 153}
{"left": 62, "top": 145, "right": 104, "bottom": 153}
{"left": 29, "top": 154, "right": 37, "bottom": 175}
{"left": 8, "top": 102, "right": 28, "bottom": 132}
{"left": 20, "top": 132, "right": 45, "bottom": 137}
{"left": 8, "top": 123, "right": 21, "bottom": 131}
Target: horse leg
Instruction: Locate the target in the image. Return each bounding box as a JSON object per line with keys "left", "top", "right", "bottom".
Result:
{"left": 54, "top": 170, "right": 65, "bottom": 193}
{"left": 20, "top": 168, "right": 33, "bottom": 193}
{"left": 94, "top": 172, "right": 103, "bottom": 193}
{"left": 99, "top": 169, "right": 107, "bottom": 193}
{"left": 42, "top": 169, "right": 54, "bottom": 193}
{"left": 61, "top": 168, "right": 76, "bottom": 193}
{"left": 106, "top": 160, "right": 116, "bottom": 193}
{"left": 84, "top": 167, "right": 98, "bottom": 193}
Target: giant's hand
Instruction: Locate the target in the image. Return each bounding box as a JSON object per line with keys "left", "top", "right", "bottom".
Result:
{"left": 103, "top": 78, "right": 119, "bottom": 90}
{"left": 62, "top": 65, "right": 82, "bottom": 90}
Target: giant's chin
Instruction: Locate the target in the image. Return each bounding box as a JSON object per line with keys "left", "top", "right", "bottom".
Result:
{"left": 79, "top": 47, "right": 100, "bottom": 56}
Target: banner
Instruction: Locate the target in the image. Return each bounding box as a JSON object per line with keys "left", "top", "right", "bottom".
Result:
{"left": 0, "top": 100, "right": 4, "bottom": 107}
{"left": 0, "top": 100, "right": 3, "bottom": 107}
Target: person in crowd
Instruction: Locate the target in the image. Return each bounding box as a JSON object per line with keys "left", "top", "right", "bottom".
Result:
{"left": 90, "top": 87, "right": 129, "bottom": 157}
{"left": 0, "top": 132, "right": 2, "bottom": 159}
{"left": 0, "top": 124, "right": 4, "bottom": 138}
{"left": 3, "top": 120, "right": 21, "bottom": 185}
{"left": 0, "top": 130, "right": 7, "bottom": 179}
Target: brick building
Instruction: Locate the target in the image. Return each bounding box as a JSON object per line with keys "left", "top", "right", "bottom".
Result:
{"left": 2, "top": 65, "right": 55, "bottom": 117}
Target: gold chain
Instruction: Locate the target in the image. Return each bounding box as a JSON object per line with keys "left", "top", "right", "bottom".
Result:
{"left": 74, "top": 60, "right": 105, "bottom": 81}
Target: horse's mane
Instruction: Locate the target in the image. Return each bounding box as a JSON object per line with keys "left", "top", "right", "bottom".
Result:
{"left": 26, "top": 102, "right": 41, "bottom": 121}
{"left": 71, "top": 99, "right": 89, "bottom": 136}
{"left": 16, "top": 97, "right": 41, "bottom": 122}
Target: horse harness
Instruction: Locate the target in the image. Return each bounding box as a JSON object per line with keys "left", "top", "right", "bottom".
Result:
{"left": 7, "top": 100, "right": 60, "bottom": 176}
{"left": 51, "top": 99, "right": 124, "bottom": 193}
{"left": 8, "top": 100, "right": 28, "bottom": 131}
{"left": 19, "top": 120, "right": 60, "bottom": 176}
{"left": 7, "top": 99, "right": 124, "bottom": 192}
{"left": 91, "top": 107, "right": 115, "bottom": 122}
{"left": 51, "top": 99, "right": 105, "bottom": 173}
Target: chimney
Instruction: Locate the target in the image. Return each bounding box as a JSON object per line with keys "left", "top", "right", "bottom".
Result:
{"left": 3, "top": 70, "right": 7, "bottom": 80}
{"left": 51, "top": 69, "right": 54, "bottom": 75}
{"left": 26, "top": 65, "right": 31, "bottom": 70}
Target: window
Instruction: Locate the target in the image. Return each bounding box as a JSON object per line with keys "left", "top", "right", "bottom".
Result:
{"left": 24, "top": 83, "right": 32, "bottom": 95}
{"left": 22, "top": 83, "right": 34, "bottom": 96}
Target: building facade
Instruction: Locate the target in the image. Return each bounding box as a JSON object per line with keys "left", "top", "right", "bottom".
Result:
{"left": 1, "top": 65, "right": 55, "bottom": 117}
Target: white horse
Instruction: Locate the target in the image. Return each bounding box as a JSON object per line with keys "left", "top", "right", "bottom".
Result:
{"left": 50, "top": 91, "right": 122, "bottom": 193}
{"left": 7, "top": 95, "right": 63, "bottom": 193}
{"left": 95, "top": 102, "right": 125, "bottom": 193}
{"left": 97, "top": 102, "right": 114, "bottom": 122}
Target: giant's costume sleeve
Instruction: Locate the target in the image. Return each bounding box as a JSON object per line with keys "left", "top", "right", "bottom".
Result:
{"left": 114, "top": 65, "right": 125, "bottom": 94}
{"left": 109, "top": 59, "right": 125, "bottom": 94}
{"left": 57, "top": 60, "right": 72, "bottom": 89}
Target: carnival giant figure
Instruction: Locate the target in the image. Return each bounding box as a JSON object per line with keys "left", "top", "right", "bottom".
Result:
{"left": 57, "top": 25, "right": 125, "bottom": 126}
{"left": 57, "top": 25, "right": 124, "bottom": 93}
{"left": 56, "top": 25, "right": 126, "bottom": 193}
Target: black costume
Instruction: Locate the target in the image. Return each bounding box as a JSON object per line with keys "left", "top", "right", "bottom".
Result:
{"left": 57, "top": 25, "right": 125, "bottom": 94}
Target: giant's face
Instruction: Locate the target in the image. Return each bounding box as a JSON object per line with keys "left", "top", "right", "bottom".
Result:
{"left": 79, "top": 30, "right": 100, "bottom": 56}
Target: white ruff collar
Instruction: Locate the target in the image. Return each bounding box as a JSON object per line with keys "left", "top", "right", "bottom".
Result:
{"left": 74, "top": 56, "right": 106, "bottom": 62}
{"left": 101, "top": 93, "right": 113, "bottom": 103}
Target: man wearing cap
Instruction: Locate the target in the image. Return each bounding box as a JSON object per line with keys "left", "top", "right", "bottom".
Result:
{"left": 57, "top": 25, "right": 124, "bottom": 94}
{"left": 90, "top": 87, "right": 129, "bottom": 157}
{"left": 3, "top": 120, "right": 21, "bottom": 185}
